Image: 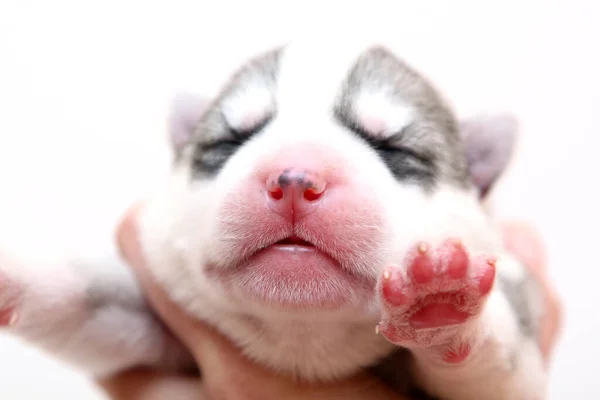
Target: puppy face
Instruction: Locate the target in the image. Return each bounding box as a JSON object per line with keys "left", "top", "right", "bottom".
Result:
{"left": 139, "top": 43, "right": 515, "bottom": 327}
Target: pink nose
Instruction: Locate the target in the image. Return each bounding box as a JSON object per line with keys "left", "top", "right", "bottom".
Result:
{"left": 266, "top": 168, "right": 327, "bottom": 221}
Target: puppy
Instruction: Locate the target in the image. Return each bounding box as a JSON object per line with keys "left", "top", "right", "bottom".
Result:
{"left": 0, "top": 41, "right": 547, "bottom": 399}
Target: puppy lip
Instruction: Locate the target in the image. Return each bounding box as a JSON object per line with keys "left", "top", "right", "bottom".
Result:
{"left": 240, "top": 231, "right": 346, "bottom": 275}
{"left": 226, "top": 238, "right": 376, "bottom": 309}
{"left": 274, "top": 236, "right": 315, "bottom": 247}
{"left": 246, "top": 234, "right": 341, "bottom": 270}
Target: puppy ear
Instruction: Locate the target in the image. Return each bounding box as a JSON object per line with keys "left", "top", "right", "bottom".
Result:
{"left": 168, "top": 92, "right": 210, "bottom": 154}
{"left": 459, "top": 113, "right": 519, "bottom": 198}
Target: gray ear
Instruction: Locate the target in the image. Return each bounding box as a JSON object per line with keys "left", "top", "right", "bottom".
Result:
{"left": 168, "top": 92, "right": 210, "bottom": 154}
{"left": 459, "top": 114, "right": 519, "bottom": 198}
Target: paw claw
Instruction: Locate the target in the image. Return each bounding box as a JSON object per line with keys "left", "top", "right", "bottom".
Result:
{"left": 8, "top": 310, "right": 18, "bottom": 326}
{"left": 478, "top": 258, "right": 497, "bottom": 295}
{"left": 382, "top": 269, "right": 391, "bottom": 280}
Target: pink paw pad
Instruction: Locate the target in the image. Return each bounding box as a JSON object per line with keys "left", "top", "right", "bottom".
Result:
{"left": 377, "top": 239, "right": 496, "bottom": 354}
{"left": 0, "top": 273, "right": 19, "bottom": 327}
{"left": 443, "top": 342, "right": 472, "bottom": 364}
{"left": 0, "top": 307, "right": 16, "bottom": 326}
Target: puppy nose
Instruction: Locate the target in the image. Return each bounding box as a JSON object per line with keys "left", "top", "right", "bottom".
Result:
{"left": 266, "top": 169, "right": 326, "bottom": 220}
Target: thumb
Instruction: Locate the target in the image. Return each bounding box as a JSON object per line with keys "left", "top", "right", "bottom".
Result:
{"left": 500, "top": 221, "right": 562, "bottom": 364}
{"left": 501, "top": 222, "right": 546, "bottom": 275}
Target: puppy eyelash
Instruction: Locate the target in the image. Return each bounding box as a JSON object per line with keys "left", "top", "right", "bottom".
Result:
{"left": 224, "top": 112, "right": 274, "bottom": 141}
{"left": 346, "top": 121, "right": 431, "bottom": 165}
{"left": 375, "top": 139, "right": 432, "bottom": 166}
{"left": 192, "top": 114, "right": 274, "bottom": 175}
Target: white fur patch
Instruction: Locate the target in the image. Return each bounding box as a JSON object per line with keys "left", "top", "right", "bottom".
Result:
{"left": 276, "top": 39, "right": 376, "bottom": 120}
{"left": 221, "top": 81, "right": 274, "bottom": 131}
{"left": 354, "top": 89, "right": 415, "bottom": 137}
{"left": 495, "top": 255, "right": 526, "bottom": 281}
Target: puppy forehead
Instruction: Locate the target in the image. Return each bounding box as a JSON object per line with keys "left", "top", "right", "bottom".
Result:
{"left": 217, "top": 41, "right": 445, "bottom": 135}
{"left": 275, "top": 41, "right": 370, "bottom": 117}
{"left": 268, "top": 42, "right": 446, "bottom": 140}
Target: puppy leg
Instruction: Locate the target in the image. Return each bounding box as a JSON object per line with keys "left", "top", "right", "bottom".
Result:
{"left": 0, "top": 251, "right": 194, "bottom": 377}
{"left": 377, "top": 241, "right": 546, "bottom": 400}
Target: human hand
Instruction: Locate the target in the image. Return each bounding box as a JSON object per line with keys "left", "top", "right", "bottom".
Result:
{"left": 98, "top": 203, "right": 562, "bottom": 400}
{"left": 500, "top": 222, "right": 562, "bottom": 364}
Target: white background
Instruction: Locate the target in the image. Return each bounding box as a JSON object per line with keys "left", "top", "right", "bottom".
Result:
{"left": 0, "top": 1, "right": 597, "bottom": 398}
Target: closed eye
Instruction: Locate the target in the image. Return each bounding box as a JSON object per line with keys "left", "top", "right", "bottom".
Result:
{"left": 346, "top": 121, "right": 431, "bottom": 164}
{"left": 192, "top": 114, "right": 274, "bottom": 175}
{"left": 368, "top": 135, "right": 431, "bottom": 163}
{"left": 343, "top": 120, "right": 436, "bottom": 183}
{"left": 228, "top": 115, "right": 272, "bottom": 140}
{"left": 193, "top": 139, "right": 243, "bottom": 174}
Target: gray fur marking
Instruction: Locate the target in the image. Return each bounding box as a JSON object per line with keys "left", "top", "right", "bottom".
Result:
{"left": 497, "top": 263, "right": 542, "bottom": 339}
{"left": 183, "top": 44, "right": 474, "bottom": 189}
{"left": 75, "top": 257, "right": 198, "bottom": 373}
{"left": 185, "top": 48, "right": 283, "bottom": 177}
{"left": 334, "top": 46, "right": 472, "bottom": 190}
{"left": 74, "top": 256, "right": 149, "bottom": 313}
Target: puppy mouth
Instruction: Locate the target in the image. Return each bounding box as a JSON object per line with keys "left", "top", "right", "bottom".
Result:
{"left": 273, "top": 236, "right": 315, "bottom": 248}
{"left": 227, "top": 232, "right": 375, "bottom": 309}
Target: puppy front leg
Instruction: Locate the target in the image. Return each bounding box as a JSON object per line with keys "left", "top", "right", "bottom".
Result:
{"left": 377, "top": 242, "right": 547, "bottom": 400}
{"left": 0, "top": 251, "right": 194, "bottom": 377}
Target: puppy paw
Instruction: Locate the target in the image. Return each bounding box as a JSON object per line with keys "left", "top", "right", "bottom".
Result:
{"left": 0, "top": 266, "right": 21, "bottom": 327}
{"left": 377, "top": 239, "right": 496, "bottom": 363}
